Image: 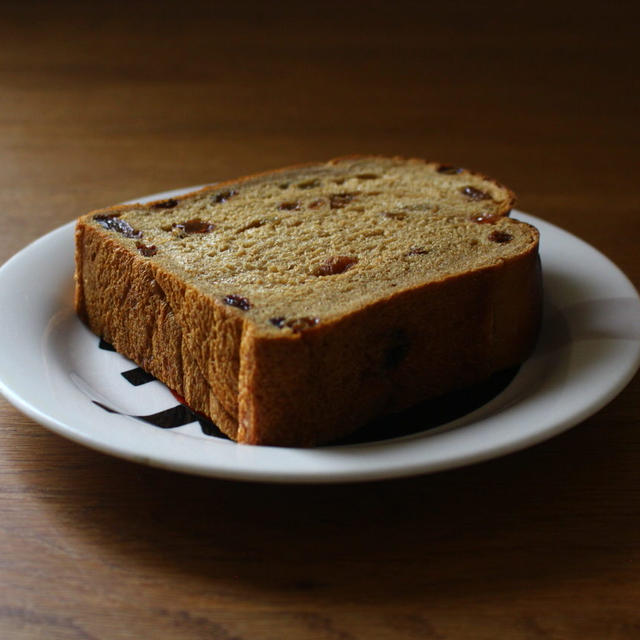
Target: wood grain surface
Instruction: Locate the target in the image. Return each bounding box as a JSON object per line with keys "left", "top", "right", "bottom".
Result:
{"left": 1, "top": 2, "right": 639, "bottom": 638}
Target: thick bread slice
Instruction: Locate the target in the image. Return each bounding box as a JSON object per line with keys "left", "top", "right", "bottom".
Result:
{"left": 75, "top": 156, "right": 541, "bottom": 446}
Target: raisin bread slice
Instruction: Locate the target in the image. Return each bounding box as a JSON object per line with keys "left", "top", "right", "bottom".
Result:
{"left": 75, "top": 156, "right": 541, "bottom": 446}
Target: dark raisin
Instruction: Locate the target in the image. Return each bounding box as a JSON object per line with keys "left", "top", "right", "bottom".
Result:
{"left": 313, "top": 256, "right": 358, "bottom": 276}
{"left": 94, "top": 214, "right": 142, "bottom": 238}
{"left": 271, "top": 316, "right": 319, "bottom": 332}
{"left": 329, "top": 193, "right": 356, "bottom": 209}
{"left": 384, "top": 329, "right": 410, "bottom": 369}
{"left": 296, "top": 179, "right": 320, "bottom": 189}
{"left": 383, "top": 211, "right": 407, "bottom": 220}
{"left": 437, "top": 165, "right": 463, "bottom": 174}
{"left": 308, "top": 199, "right": 325, "bottom": 209}
{"left": 461, "top": 186, "right": 491, "bottom": 200}
{"left": 237, "top": 219, "right": 266, "bottom": 232}
{"left": 223, "top": 295, "right": 251, "bottom": 311}
{"left": 406, "top": 246, "right": 429, "bottom": 256}
{"left": 278, "top": 201, "right": 301, "bottom": 211}
{"left": 356, "top": 173, "right": 379, "bottom": 180}
{"left": 152, "top": 198, "right": 178, "bottom": 209}
{"left": 172, "top": 218, "right": 214, "bottom": 234}
{"left": 136, "top": 242, "right": 157, "bottom": 257}
{"left": 286, "top": 317, "right": 319, "bottom": 333}
{"left": 489, "top": 230, "right": 513, "bottom": 243}
{"left": 472, "top": 213, "right": 499, "bottom": 224}
{"left": 333, "top": 178, "right": 345, "bottom": 185}
{"left": 212, "top": 189, "right": 238, "bottom": 203}
{"left": 278, "top": 183, "right": 289, "bottom": 189}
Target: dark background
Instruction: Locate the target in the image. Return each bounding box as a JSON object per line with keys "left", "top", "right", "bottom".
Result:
{"left": 1, "top": 2, "right": 639, "bottom": 638}
{"left": 2, "top": 1, "right": 639, "bottom": 278}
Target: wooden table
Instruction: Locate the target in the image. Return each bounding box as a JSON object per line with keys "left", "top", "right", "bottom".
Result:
{"left": 1, "top": 2, "right": 639, "bottom": 638}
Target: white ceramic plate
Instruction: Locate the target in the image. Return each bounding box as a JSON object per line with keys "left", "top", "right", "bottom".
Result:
{"left": 1, "top": 187, "right": 639, "bottom": 483}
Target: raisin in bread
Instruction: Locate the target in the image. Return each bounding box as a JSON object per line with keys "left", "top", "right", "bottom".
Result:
{"left": 75, "top": 156, "right": 541, "bottom": 446}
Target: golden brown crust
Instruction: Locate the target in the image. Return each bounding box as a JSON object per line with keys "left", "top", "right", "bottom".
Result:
{"left": 75, "top": 157, "right": 540, "bottom": 446}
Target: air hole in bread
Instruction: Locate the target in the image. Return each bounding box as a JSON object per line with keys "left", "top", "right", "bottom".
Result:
{"left": 312, "top": 256, "right": 358, "bottom": 276}
{"left": 329, "top": 193, "right": 357, "bottom": 209}
{"left": 401, "top": 203, "right": 431, "bottom": 213}
{"left": 405, "top": 246, "right": 429, "bottom": 256}
{"left": 278, "top": 201, "right": 301, "bottom": 211}
{"left": 382, "top": 211, "right": 407, "bottom": 220}
{"left": 488, "top": 230, "right": 513, "bottom": 244}
{"left": 297, "top": 179, "right": 321, "bottom": 189}
{"left": 237, "top": 219, "right": 267, "bottom": 233}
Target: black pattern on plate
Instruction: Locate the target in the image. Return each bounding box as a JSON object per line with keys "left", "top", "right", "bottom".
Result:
{"left": 99, "top": 338, "right": 116, "bottom": 351}
{"left": 121, "top": 367, "right": 156, "bottom": 386}
{"left": 95, "top": 339, "right": 227, "bottom": 439}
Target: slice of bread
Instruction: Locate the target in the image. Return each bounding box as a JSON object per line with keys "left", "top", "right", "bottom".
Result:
{"left": 75, "top": 156, "right": 541, "bottom": 446}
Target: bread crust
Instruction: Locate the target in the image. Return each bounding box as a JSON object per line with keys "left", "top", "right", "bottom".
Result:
{"left": 75, "top": 157, "right": 539, "bottom": 446}
{"left": 78, "top": 156, "right": 517, "bottom": 226}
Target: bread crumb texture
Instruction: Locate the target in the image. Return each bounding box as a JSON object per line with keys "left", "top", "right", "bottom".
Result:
{"left": 83, "top": 157, "right": 531, "bottom": 333}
